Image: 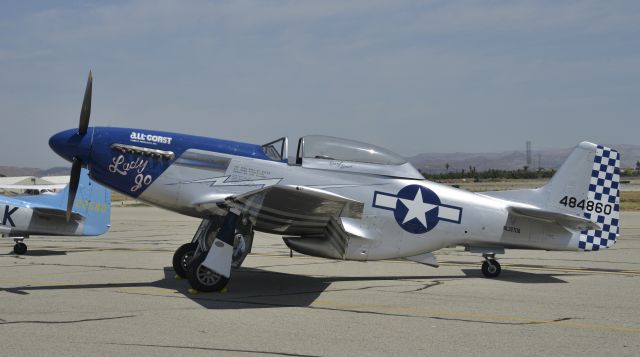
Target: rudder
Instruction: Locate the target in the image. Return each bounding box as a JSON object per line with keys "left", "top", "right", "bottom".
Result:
{"left": 542, "top": 142, "right": 620, "bottom": 251}
{"left": 73, "top": 169, "right": 111, "bottom": 236}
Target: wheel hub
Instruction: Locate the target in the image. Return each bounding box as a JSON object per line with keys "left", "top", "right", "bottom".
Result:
{"left": 181, "top": 252, "right": 193, "bottom": 269}
{"left": 196, "top": 265, "right": 221, "bottom": 286}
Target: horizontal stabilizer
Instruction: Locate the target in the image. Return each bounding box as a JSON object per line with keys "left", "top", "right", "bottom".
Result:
{"left": 0, "top": 184, "right": 66, "bottom": 191}
{"left": 508, "top": 206, "right": 601, "bottom": 231}
{"left": 33, "top": 207, "right": 83, "bottom": 221}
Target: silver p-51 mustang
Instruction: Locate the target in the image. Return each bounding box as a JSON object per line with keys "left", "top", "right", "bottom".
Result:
{"left": 49, "top": 73, "right": 621, "bottom": 292}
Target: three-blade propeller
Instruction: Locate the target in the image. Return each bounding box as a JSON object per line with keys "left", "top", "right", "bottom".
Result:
{"left": 66, "top": 71, "right": 92, "bottom": 222}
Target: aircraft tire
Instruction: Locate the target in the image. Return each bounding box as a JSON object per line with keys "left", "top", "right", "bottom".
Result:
{"left": 172, "top": 242, "right": 198, "bottom": 278}
{"left": 186, "top": 253, "right": 229, "bottom": 292}
{"left": 481, "top": 259, "right": 501, "bottom": 278}
{"left": 13, "top": 243, "right": 27, "bottom": 255}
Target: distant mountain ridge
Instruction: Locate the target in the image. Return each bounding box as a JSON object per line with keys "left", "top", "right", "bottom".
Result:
{"left": 0, "top": 166, "right": 70, "bottom": 177}
{"left": 1, "top": 144, "right": 638, "bottom": 177}
{"left": 409, "top": 144, "right": 640, "bottom": 174}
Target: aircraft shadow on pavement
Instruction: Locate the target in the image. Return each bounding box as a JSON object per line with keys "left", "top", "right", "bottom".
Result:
{"left": 0, "top": 266, "right": 568, "bottom": 305}
{"left": 461, "top": 269, "right": 568, "bottom": 284}
{"left": 2, "top": 250, "right": 67, "bottom": 257}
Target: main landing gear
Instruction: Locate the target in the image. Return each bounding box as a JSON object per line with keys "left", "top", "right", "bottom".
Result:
{"left": 481, "top": 254, "right": 501, "bottom": 278}
{"left": 172, "top": 213, "right": 253, "bottom": 292}
{"left": 172, "top": 242, "right": 197, "bottom": 278}
{"left": 11, "top": 237, "right": 28, "bottom": 255}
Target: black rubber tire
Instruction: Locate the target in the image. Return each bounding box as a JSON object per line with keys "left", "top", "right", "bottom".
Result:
{"left": 481, "top": 259, "right": 501, "bottom": 278}
{"left": 186, "top": 253, "right": 229, "bottom": 292}
{"left": 172, "top": 242, "right": 198, "bottom": 278}
{"left": 13, "top": 243, "right": 27, "bottom": 255}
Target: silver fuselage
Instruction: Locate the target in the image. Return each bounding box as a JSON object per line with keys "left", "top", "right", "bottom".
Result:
{"left": 133, "top": 152, "right": 578, "bottom": 261}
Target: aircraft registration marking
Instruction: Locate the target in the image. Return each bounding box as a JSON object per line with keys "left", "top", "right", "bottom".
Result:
{"left": 559, "top": 196, "right": 613, "bottom": 215}
{"left": 74, "top": 199, "right": 108, "bottom": 213}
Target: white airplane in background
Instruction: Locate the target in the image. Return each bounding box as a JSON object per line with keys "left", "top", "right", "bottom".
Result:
{"left": 1, "top": 169, "right": 111, "bottom": 254}
{"left": 0, "top": 183, "right": 66, "bottom": 195}
{"left": 49, "top": 72, "right": 621, "bottom": 292}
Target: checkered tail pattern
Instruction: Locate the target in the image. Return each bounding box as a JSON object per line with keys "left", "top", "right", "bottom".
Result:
{"left": 579, "top": 145, "right": 620, "bottom": 251}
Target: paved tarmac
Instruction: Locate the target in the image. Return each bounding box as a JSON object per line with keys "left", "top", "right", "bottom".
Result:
{"left": 1, "top": 206, "right": 639, "bottom": 356}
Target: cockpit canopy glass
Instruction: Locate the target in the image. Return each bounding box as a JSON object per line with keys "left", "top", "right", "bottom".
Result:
{"left": 300, "top": 135, "right": 407, "bottom": 165}
{"left": 261, "top": 137, "right": 288, "bottom": 162}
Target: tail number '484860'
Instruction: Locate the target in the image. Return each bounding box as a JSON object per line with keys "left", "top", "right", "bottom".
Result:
{"left": 559, "top": 196, "right": 612, "bottom": 214}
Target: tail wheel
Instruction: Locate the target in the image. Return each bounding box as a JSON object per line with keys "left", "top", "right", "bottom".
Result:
{"left": 186, "top": 253, "right": 229, "bottom": 292}
{"left": 481, "top": 259, "right": 501, "bottom": 278}
{"left": 13, "top": 243, "right": 27, "bottom": 255}
{"left": 172, "top": 242, "right": 198, "bottom": 278}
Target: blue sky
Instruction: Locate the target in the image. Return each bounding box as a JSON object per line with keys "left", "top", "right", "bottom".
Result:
{"left": 1, "top": 0, "right": 638, "bottom": 168}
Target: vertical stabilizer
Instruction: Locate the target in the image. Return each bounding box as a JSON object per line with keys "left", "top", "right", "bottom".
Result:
{"left": 71, "top": 170, "right": 111, "bottom": 236}
{"left": 19, "top": 169, "right": 111, "bottom": 236}
{"left": 541, "top": 142, "right": 620, "bottom": 250}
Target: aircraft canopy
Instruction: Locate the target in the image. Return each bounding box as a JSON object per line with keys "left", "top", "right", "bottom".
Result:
{"left": 296, "top": 135, "right": 423, "bottom": 179}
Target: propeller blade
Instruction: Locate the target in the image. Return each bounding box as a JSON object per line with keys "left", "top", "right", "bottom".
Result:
{"left": 78, "top": 71, "right": 92, "bottom": 135}
{"left": 66, "top": 158, "right": 82, "bottom": 222}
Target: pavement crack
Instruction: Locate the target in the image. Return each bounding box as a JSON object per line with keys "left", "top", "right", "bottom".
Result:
{"left": 101, "top": 342, "right": 320, "bottom": 357}
{"left": 239, "top": 283, "right": 411, "bottom": 299}
{"left": 429, "top": 316, "right": 574, "bottom": 326}
{"left": 400, "top": 279, "right": 448, "bottom": 293}
{"left": 0, "top": 262, "right": 160, "bottom": 271}
{"left": 0, "top": 315, "right": 135, "bottom": 325}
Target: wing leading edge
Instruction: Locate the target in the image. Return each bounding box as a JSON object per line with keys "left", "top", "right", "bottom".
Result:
{"left": 226, "top": 185, "right": 364, "bottom": 235}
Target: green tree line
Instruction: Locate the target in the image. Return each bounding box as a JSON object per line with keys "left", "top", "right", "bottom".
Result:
{"left": 423, "top": 165, "right": 640, "bottom": 181}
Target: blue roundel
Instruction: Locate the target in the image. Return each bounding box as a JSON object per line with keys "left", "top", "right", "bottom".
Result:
{"left": 394, "top": 185, "right": 441, "bottom": 234}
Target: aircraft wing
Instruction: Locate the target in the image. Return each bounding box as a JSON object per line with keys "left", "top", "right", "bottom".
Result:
{"left": 195, "top": 185, "right": 364, "bottom": 235}
{"left": 508, "top": 206, "right": 601, "bottom": 231}
{"left": 0, "top": 184, "right": 66, "bottom": 190}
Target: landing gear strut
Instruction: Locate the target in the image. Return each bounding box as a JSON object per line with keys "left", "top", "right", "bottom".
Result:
{"left": 186, "top": 211, "right": 240, "bottom": 292}
{"left": 172, "top": 213, "right": 253, "bottom": 291}
{"left": 481, "top": 254, "right": 501, "bottom": 278}
{"left": 172, "top": 217, "right": 222, "bottom": 278}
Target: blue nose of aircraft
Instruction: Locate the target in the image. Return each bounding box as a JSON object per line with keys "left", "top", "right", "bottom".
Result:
{"left": 49, "top": 128, "right": 93, "bottom": 163}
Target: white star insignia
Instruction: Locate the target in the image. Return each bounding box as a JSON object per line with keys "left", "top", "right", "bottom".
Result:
{"left": 399, "top": 188, "right": 437, "bottom": 227}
